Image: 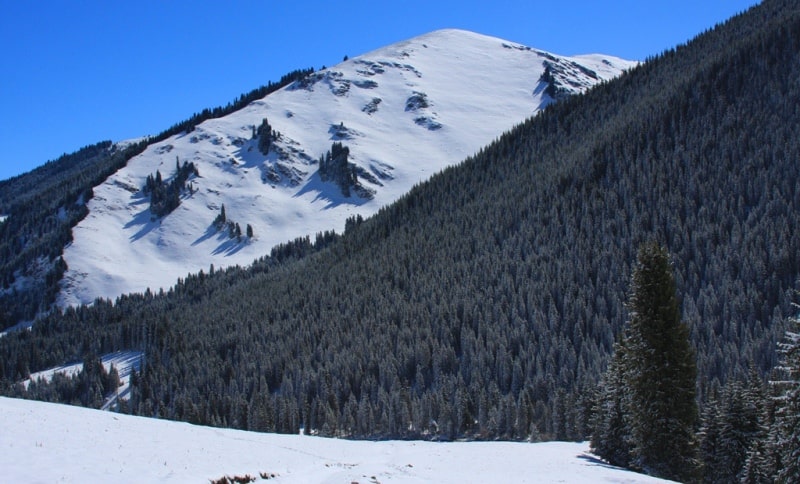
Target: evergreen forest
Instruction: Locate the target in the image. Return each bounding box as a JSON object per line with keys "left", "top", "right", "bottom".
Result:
{"left": 2, "top": 0, "right": 800, "bottom": 481}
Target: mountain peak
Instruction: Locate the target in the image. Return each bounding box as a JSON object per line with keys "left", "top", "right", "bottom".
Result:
{"left": 406, "top": 28, "right": 503, "bottom": 42}
{"left": 57, "top": 32, "right": 634, "bottom": 307}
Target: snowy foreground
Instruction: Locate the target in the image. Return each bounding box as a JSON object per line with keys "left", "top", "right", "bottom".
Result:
{"left": 0, "top": 397, "right": 672, "bottom": 483}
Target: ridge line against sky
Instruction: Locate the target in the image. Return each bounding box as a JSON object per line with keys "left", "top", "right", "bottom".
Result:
{"left": 0, "top": 0, "right": 759, "bottom": 181}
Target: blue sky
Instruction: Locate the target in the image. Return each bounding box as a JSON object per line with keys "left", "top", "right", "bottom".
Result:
{"left": 0, "top": 1, "right": 759, "bottom": 181}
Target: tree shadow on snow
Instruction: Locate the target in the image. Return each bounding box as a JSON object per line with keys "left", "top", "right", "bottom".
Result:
{"left": 576, "top": 453, "right": 626, "bottom": 471}
{"left": 211, "top": 237, "right": 247, "bottom": 256}
{"left": 191, "top": 223, "right": 247, "bottom": 256}
{"left": 233, "top": 139, "right": 268, "bottom": 170}
{"left": 192, "top": 224, "right": 221, "bottom": 247}
{"left": 294, "top": 172, "right": 370, "bottom": 209}
{"left": 124, "top": 207, "right": 160, "bottom": 242}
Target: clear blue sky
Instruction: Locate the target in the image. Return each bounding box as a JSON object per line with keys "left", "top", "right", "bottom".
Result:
{"left": 0, "top": 1, "right": 759, "bottom": 181}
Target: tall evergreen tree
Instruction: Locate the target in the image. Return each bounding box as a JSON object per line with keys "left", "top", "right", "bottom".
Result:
{"left": 594, "top": 242, "right": 699, "bottom": 481}
{"left": 625, "top": 242, "right": 698, "bottom": 481}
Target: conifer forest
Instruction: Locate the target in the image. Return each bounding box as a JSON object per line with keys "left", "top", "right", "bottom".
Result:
{"left": 2, "top": 0, "right": 800, "bottom": 481}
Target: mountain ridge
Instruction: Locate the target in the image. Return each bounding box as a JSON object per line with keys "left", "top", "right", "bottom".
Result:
{"left": 56, "top": 28, "right": 634, "bottom": 307}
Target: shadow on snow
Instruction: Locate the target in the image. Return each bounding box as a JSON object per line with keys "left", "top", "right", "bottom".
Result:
{"left": 192, "top": 223, "right": 248, "bottom": 257}
{"left": 294, "top": 172, "right": 371, "bottom": 209}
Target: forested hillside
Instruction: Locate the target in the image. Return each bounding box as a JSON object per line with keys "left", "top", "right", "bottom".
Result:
{"left": 0, "top": 141, "right": 141, "bottom": 326}
{"left": 2, "top": 0, "right": 799, "bottom": 446}
{"left": 0, "top": 68, "right": 312, "bottom": 330}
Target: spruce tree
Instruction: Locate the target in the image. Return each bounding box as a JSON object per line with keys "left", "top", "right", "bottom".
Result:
{"left": 256, "top": 118, "right": 272, "bottom": 155}
{"left": 592, "top": 242, "right": 698, "bottom": 477}
{"left": 619, "top": 242, "right": 699, "bottom": 481}
{"left": 591, "top": 339, "right": 632, "bottom": 468}
{"left": 772, "top": 312, "right": 800, "bottom": 482}
{"left": 740, "top": 438, "right": 774, "bottom": 484}
{"left": 700, "top": 379, "right": 764, "bottom": 483}
{"left": 698, "top": 394, "right": 723, "bottom": 483}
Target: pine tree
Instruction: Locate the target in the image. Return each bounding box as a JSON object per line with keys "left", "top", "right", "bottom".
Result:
{"left": 256, "top": 118, "right": 273, "bottom": 155}
{"left": 772, "top": 311, "right": 800, "bottom": 482}
{"left": 740, "top": 437, "right": 774, "bottom": 484}
{"left": 318, "top": 142, "right": 356, "bottom": 197}
{"left": 700, "top": 379, "right": 764, "bottom": 483}
{"left": 213, "top": 204, "right": 226, "bottom": 229}
{"left": 600, "top": 242, "right": 699, "bottom": 481}
{"left": 698, "top": 393, "right": 724, "bottom": 483}
{"left": 591, "top": 339, "right": 632, "bottom": 468}
{"left": 742, "top": 377, "right": 780, "bottom": 483}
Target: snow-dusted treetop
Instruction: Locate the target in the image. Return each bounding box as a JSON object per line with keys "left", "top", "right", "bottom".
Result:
{"left": 58, "top": 29, "right": 635, "bottom": 307}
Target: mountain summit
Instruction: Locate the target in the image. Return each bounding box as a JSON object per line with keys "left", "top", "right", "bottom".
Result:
{"left": 58, "top": 29, "right": 634, "bottom": 306}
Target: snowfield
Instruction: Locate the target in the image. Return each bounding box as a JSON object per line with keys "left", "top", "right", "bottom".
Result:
{"left": 0, "top": 397, "right": 672, "bottom": 483}
{"left": 57, "top": 29, "right": 635, "bottom": 308}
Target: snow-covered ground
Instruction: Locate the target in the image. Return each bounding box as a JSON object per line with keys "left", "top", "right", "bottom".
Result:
{"left": 0, "top": 396, "right": 671, "bottom": 483}
{"left": 57, "top": 29, "right": 635, "bottom": 308}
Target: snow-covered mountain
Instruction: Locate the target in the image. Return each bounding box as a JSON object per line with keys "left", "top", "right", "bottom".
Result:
{"left": 58, "top": 29, "right": 635, "bottom": 307}
{"left": 0, "top": 397, "right": 671, "bottom": 483}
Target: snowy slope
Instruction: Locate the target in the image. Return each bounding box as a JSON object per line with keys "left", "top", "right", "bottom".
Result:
{"left": 0, "top": 397, "right": 672, "bottom": 483}
{"left": 58, "top": 29, "right": 635, "bottom": 307}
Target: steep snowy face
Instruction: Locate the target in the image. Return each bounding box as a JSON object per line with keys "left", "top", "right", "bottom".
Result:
{"left": 58, "top": 29, "right": 635, "bottom": 307}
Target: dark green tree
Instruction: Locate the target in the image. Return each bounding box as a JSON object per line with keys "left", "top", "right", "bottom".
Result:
{"left": 256, "top": 118, "right": 273, "bottom": 155}
{"left": 213, "top": 204, "right": 226, "bottom": 229}
{"left": 319, "top": 142, "right": 356, "bottom": 197}
{"left": 625, "top": 242, "right": 698, "bottom": 481}
{"left": 698, "top": 393, "right": 723, "bottom": 483}
{"left": 594, "top": 242, "right": 699, "bottom": 480}
{"left": 740, "top": 437, "right": 774, "bottom": 484}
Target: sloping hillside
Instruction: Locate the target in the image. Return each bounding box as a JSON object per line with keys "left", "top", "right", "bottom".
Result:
{"left": 57, "top": 29, "right": 632, "bottom": 307}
